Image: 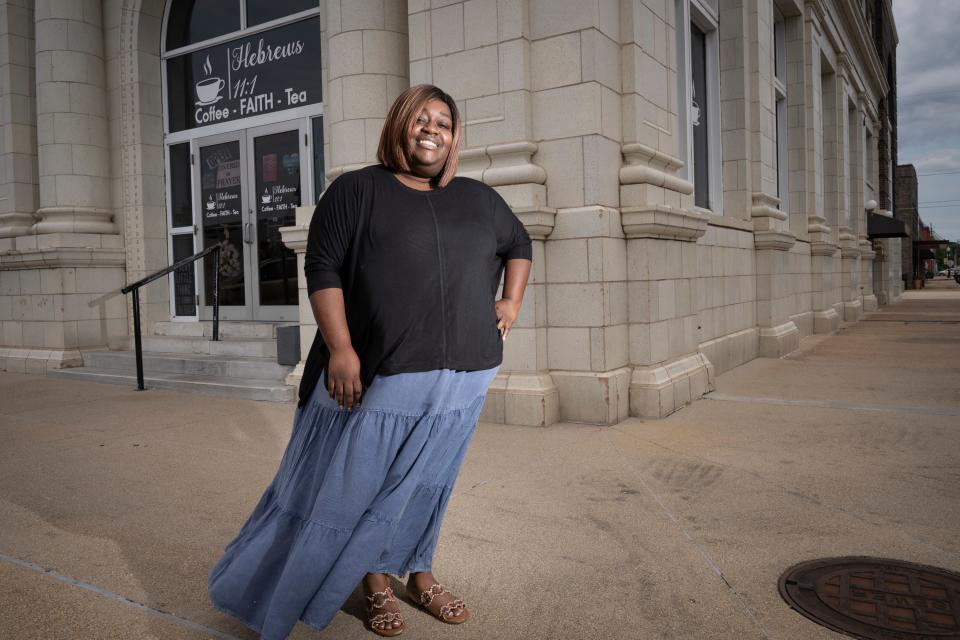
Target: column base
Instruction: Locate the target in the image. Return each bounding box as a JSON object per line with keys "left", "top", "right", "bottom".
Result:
{"left": 1, "top": 347, "right": 83, "bottom": 374}
{"left": 548, "top": 367, "right": 631, "bottom": 425}
{"left": 481, "top": 371, "right": 560, "bottom": 427}
{"left": 758, "top": 321, "right": 800, "bottom": 358}
{"left": 813, "top": 308, "right": 841, "bottom": 334}
{"left": 33, "top": 207, "right": 118, "bottom": 235}
{"left": 843, "top": 299, "right": 863, "bottom": 322}
{"left": 285, "top": 361, "right": 305, "bottom": 387}
{"left": 862, "top": 294, "right": 878, "bottom": 312}
{"left": 629, "top": 354, "right": 714, "bottom": 419}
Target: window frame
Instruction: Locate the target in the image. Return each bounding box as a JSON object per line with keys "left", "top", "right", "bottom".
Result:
{"left": 162, "top": 0, "right": 322, "bottom": 58}
{"left": 676, "top": 0, "right": 723, "bottom": 215}
{"left": 773, "top": 6, "right": 788, "bottom": 208}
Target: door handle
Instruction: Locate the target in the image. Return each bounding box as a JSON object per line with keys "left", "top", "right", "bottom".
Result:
{"left": 243, "top": 222, "right": 253, "bottom": 245}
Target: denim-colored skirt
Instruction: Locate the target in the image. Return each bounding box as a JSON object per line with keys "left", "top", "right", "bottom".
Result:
{"left": 208, "top": 366, "right": 498, "bottom": 640}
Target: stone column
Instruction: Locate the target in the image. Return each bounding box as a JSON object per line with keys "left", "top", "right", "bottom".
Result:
{"left": 620, "top": 0, "right": 712, "bottom": 418}
{"left": 526, "top": 0, "right": 629, "bottom": 425}
{"left": 0, "top": 0, "right": 38, "bottom": 240}
{"left": 837, "top": 60, "right": 863, "bottom": 322}
{"left": 281, "top": 206, "right": 313, "bottom": 386}
{"left": 325, "top": 0, "right": 409, "bottom": 180}
{"left": 0, "top": 0, "right": 125, "bottom": 374}
{"left": 33, "top": 0, "right": 116, "bottom": 236}
{"left": 409, "top": 0, "right": 558, "bottom": 425}
{"left": 858, "top": 97, "right": 879, "bottom": 310}
{"left": 747, "top": 0, "right": 799, "bottom": 357}
{"left": 804, "top": 3, "right": 839, "bottom": 333}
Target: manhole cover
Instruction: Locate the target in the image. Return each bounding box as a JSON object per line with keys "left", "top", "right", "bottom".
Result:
{"left": 779, "top": 557, "right": 960, "bottom": 639}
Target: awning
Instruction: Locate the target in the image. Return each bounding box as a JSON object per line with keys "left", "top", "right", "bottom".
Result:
{"left": 914, "top": 239, "right": 952, "bottom": 248}
{"left": 867, "top": 212, "right": 909, "bottom": 239}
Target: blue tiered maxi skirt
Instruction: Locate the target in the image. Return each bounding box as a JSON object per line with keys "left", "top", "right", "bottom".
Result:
{"left": 208, "top": 366, "right": 499, "bottom": 640}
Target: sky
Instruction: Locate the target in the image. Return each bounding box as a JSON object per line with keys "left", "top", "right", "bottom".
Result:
{"left": 892, "top": 0, "right": 960, "bottom": 242}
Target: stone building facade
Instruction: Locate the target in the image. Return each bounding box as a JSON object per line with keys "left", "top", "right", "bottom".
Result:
{"left": 0, "top": 0, "right": 899, "bottom": 426}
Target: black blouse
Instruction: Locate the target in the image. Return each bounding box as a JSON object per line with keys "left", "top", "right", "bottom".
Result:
{"left": 298, "top": 164, "right": 533, "bottom": 406}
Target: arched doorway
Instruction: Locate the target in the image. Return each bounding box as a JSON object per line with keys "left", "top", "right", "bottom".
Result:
{"left": 161, "top": 0, "right": 324, "bottom": 322}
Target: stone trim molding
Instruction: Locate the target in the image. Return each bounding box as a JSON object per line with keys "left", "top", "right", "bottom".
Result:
{"left": 0, "top": 347, "right": 83, "bottom": 373}
{"left": 279, "top": 224, "right": 309, "bottom": 253}
{"left": 621, "top": 205, "right": 709, "bottom": 241}
{"left": 839, "top": 228, "right": 860, "bottom": 258}
{"left": 629, "top": 353, "right": 715, "bottom": 419}
{"left": 810, "top": 241, "right": 839, "bottom": 257}
{"left": 459, "top": 141, "right": 556, "bottom": 240}
{"left": 482, "top": 372, "right": 559, "bottom": 428}
{"left": 758, "top": 321, "right": 801, "bottom": 358}
{"left": 619, "top": 143, "right": 694, "bottom": 196}
{"left": 483, "top": 142, "right": 546, "bottom": 186}
{"left": 751, "top": 192, "right": 795, "bottom": 251}
{"left": 32, "top": 208, "right": 118, "bottom": 235}
{"left": 0, "top": 247, "right": 126, "bottom": 270}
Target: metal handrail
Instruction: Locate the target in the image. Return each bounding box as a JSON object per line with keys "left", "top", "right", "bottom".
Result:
{"left": 121, "top": 242, "right": 224, "bottom": 391}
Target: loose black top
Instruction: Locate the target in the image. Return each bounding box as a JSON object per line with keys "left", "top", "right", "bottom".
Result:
{"left": 298, "top": 164, "right": 533, "bottom": 406}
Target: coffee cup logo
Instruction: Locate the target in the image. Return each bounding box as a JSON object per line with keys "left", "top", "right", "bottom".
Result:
{"left": 261, "top": 188, "right": 272, "bottom": 204}
{"left": 195, "top": 55, "right": 225, "bottom": 106}
{"left": 206, "top": 195, "right": 216, "bottom": 211}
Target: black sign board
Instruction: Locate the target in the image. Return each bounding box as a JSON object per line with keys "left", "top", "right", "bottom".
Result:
{"left": 167, "top": 17, "right": 322, "bottom": 133}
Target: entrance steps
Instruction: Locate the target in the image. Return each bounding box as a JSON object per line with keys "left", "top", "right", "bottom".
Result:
{"left": 48, "top": 322, "right": 297, "bottom": 402}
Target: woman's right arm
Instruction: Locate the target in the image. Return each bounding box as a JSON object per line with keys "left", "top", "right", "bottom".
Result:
{"left": 304, "top": 174, "right": 365, "bottom": 410}
{"left": 309, "top": 288, "right": 363, "bottom": 410}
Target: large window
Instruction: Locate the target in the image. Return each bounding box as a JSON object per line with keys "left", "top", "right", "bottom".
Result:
{"left": 165, "top": 0, "right": 320, "bottom": 52}
{"left": 774, "top": 6, "right": 788, "bottom": 208}
{"left": 677, "top": 0, "right": 722, "bottom": 213}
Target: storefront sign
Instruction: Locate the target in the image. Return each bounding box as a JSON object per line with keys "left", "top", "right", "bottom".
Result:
{"left": 167, "top": 17, "right": 321, "bottom": 133}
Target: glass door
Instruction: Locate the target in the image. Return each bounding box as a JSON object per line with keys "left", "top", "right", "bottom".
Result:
{"left": 194, "top": 131, "right": 253, "bottom": 320}
{"left": 193, "top": 121, "right": 305, "bottom": 322}
{"left": 246, "top": 121, "right": 305, "bottom": 321}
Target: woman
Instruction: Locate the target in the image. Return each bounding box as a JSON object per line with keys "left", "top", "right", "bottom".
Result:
{"left": 208, "top": 84, "right": 532, "bottom": 639}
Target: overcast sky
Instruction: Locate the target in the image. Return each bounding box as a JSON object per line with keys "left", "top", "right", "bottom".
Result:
{"left": 893, "top": 0, "right": 960, "bottom": 241}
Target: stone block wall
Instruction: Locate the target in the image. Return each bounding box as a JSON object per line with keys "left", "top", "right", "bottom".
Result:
{"left": 2, "top": 0, "right": 902, "bottom": 427}
{"left": 696, "top": 225, "right": 758, "bottom": 375}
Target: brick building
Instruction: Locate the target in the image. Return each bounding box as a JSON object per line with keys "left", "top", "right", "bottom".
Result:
{"left": 895, "top": 163, "right": 918, "bottom": 284}
{"left": 0, "top": 0, "right": 900, "bottom": 425}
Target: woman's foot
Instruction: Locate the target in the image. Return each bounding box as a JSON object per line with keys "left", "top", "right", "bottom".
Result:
{"left": 363, "top": 573, "right": 404, "bottom": 637}
{"left": 406, "top": 571, "right": 469, "bottom": 624}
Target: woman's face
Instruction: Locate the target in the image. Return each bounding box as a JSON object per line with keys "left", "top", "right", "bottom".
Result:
{"left": 405, "top": 98, "right": 454, "bottom": 179}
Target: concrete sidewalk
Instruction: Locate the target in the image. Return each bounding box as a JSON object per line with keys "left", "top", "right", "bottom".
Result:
{"left": 2, "top": 284, "right": 958, "bottom": 640}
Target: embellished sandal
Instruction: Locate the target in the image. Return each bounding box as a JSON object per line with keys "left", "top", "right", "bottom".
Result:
{"left": 412, "top": 583, "right": 469, "bottom": 624}
{"left": 365, "top": 586, "right": 404, "bottom": 637}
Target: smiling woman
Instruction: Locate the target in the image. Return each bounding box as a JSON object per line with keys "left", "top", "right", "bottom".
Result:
{"left": 207, "top": 84, "right": 533, "bottom": 639}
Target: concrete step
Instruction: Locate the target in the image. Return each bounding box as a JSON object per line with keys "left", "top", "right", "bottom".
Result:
{"left": 82, "top": 350, "right": 292, "bottom": 380}
{"left": 48, "top": 367, "right": 295, "bottom": 402}
{"left": 108, "top": 335, "right": 277, "bottom": 359}
{"left": 152, "top": 321, "right": 282, "bottom": 339}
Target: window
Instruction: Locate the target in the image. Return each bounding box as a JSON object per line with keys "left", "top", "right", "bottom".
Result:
{"left": 774, "top": 7, "right": 788, "bottom": 207}
{"left": 865, "top": 128, "right": 875, "bottom": 203}
{"left": 246, "top": 0, "right": 317, "bottom": 27}
{"left": 166, "top": 0, "right": 241, "bottom": 51}
{"left": 165, "top": 0, "right": 320, "bottom": 52}
{"left": 676, "top": 0, "right": 722, "bottom": 213}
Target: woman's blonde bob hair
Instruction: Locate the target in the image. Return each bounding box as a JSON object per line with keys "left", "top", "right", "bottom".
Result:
{"left": 377, "top": 84, "right": 462, "bottom": 188}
